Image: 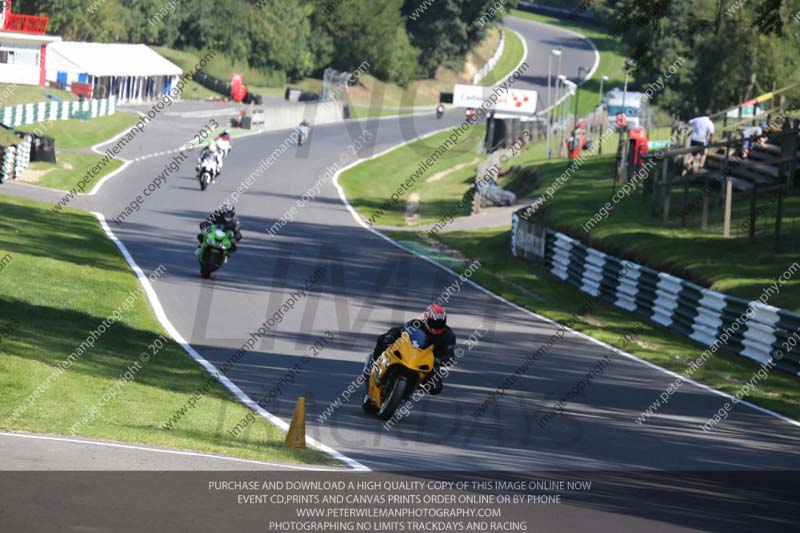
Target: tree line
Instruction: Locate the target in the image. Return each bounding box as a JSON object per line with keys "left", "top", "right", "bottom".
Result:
{"left": 585, "top": 0, "right": 800, "bottom": 117}
{"left": 16, "top": 0, "right": 517, "bottom": 86}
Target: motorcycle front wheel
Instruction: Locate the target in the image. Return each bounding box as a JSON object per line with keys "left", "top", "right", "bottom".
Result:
{"left": 200, "top": 250, "right": 217, "bottom": 278}
{"left": 361, "top": 377, "right": 379, "bottom": 415}
{"left": 378, "top": 374, "right": 409, "bottom": 421}
{"left": 200, "top": 171, "right": 210, "bottom": 191}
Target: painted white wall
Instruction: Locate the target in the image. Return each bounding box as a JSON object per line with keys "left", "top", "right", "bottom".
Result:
{"left": 0, "top": 63, "right": 38, "bottom": 85}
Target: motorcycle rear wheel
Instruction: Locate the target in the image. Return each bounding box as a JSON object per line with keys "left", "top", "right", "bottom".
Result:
{"left": 377, "top": 374, "right": 409, "bottom": 420}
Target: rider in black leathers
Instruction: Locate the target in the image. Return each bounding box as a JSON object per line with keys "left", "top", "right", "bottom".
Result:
{"left": 197, "top": 201, "right": 242, "bottom": 252}
{"left": 366, "top": 304, "right": 456, "bottom": 395}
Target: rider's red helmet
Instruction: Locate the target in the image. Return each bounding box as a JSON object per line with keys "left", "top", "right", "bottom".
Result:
{"left": 423, "top": 304, "right": 447, "bottom": 335}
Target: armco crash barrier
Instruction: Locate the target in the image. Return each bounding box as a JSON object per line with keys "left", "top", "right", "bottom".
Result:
{"left": 0, "top": 97, "right": 116, "bottom": 128}
{"left": 511, "top": 207, "right": 800, "bottom": 376}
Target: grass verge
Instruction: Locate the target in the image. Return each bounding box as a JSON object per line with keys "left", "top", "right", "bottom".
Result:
{"left": 384, "top": 228, "right": 800, "bottom": 421}
{"left": 0, "top": 194, "right": 332, "bottom": 465}
{"left": 38, "top": 113, "right": 141, "bottom": 150}
{"left": 25, "top": 152, "right": 124, "bottom": 191}
{"left": 15, "top": 112, "right": 139, "bottom": 191}
{"left": 0, "top": 83, "right": 76, "bottom": 107}
{"left": 338, "top": 125, "right": 486, "bottom": 227}
{"left": 480, "top": 27, "right": 526, "bottom": 86}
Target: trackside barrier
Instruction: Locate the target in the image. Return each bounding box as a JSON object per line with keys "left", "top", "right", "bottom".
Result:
{"left": 15, "top": 134, "right": 31, "bottom": 177}
{"left": 473, "top": 31, "right": 505, "bottom": 85}
{"left": 0, "top": 135, "right": 32, "bottom": 182}
{"left": 511, "top": 207, "right": 800, "bottom": 376}
{"left": 1, "top": 145, "right": 15, "bottom": 183}
{"left": 0, "top": 97, "right": 117, "bottom": 128}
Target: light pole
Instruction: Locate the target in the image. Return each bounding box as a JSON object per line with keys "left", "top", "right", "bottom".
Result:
{"left": 567, "top": 67, "right": 587, "bottom": 166}
{"left": 599, "top": 75, "right": 608, "bottom": 102}
{"left": 546, "top": 49, "right": 561, "bottom": 159}
{"left": 614, "top": 59, "right": 637, "bottom": 192}
{"left": 598, "top": 75, "right": 608, "bottom": 153}
{"left": 573, "top": 67, "right": 587, "bottom": 133}
{"left": 557, "top": 74, "right": 568, "bottom": 156}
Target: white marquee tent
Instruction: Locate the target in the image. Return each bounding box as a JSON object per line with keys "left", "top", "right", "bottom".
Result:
{"left": 46, "top": 42, "right": 182, "bottom": 103}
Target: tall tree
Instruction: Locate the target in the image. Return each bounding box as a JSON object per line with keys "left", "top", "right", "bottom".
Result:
{"left": 593, "top": 0, "right": 800, "bottom": 116}
{"left": 319, "top": 0, "right": 419, "bottom": 84}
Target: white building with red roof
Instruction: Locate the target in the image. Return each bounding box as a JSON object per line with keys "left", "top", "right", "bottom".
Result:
{"left": 0, "top": 0, "right": 60, "bottom": 86}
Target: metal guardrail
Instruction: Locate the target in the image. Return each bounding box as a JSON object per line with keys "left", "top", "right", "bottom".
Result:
{"left": 511, "top": 208, "right": 800, "bottom": 375}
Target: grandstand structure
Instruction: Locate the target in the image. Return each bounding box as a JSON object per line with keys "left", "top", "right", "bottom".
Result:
{"left": 644, "top": 96, "right": 799, "bottom": 252}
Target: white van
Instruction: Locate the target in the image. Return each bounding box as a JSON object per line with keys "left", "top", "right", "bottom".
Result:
{"left": 605, "top": 89, "right": 648, "bottom": 131}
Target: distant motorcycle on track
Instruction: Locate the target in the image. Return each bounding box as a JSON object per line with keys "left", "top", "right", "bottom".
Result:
{"left": 297, "top": 122, "right": 311, "bottom": 146}
{"left": 197, "top": 156, "right": 217, "bottom": 191}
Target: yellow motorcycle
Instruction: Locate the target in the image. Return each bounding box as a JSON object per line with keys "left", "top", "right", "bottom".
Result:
{"left": 362, "top": 327, "right": 435, "bottom": 420}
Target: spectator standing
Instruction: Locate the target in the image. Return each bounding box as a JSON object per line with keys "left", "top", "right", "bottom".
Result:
{"left": 688, "top": 110, "right": 715, "bottom": 169}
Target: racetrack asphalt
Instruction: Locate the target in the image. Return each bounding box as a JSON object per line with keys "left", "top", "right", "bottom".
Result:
{"left": 1, "top": 16, "right": 798, "bottom": 476}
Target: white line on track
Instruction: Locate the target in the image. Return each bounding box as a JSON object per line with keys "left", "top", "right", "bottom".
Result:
{"left": 509, "top": 16, "right": 600, "bottom": 114}
{"left": 330, "top": 123, "right": 800, "bottom": 433}
{"left": 91, "top": 212, "right": 371, "bottom": 471}
{"left": 0, "top": 431, "right": 341, "bottom": 471}
{"left": 506, "top": 28, "right": 529, "bottom": 85}
{"left": 86, "top": 121, "right": 138, "bottom": 196}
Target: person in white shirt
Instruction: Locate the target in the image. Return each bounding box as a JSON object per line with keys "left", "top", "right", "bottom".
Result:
{"left": 688, "top": 110, "right": 715, "bottom": 168}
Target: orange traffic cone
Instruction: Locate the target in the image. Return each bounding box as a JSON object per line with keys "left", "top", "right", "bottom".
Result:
{"left": 285, "top": 397, "right": 306, "bottom": 450}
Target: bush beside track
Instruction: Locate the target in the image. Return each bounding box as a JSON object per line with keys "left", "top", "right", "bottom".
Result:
{"left": 0, "top": 194, "right": 331, "bottom": 465}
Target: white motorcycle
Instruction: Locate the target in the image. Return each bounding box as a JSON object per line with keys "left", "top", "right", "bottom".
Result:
{"left": 216, "top": 137, "right": 232, "bottom": 158}
{"left": 197, "top": 156, "right": 217, "bottom": 191}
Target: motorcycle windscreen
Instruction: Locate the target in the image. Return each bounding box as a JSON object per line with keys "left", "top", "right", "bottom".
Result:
{"left": 404, "top": 326, "right": 428, "bottom": 349}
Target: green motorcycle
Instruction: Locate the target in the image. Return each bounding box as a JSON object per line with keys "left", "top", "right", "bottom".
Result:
{"left": 197, "top": 224, "right": 233, "bottom": 278}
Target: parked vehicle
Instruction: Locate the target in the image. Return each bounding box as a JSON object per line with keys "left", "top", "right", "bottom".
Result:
{"left": 605, "top": 89, "right": 648, "bottom": 131}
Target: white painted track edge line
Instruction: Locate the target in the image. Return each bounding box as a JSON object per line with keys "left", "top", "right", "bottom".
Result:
{"left": 510, "top": 16, "right": 600, "bottom": 114}
{"left": 86, "top": 121, "right": 137, "bottom": 196}
{"left": 508, "top": 28, "right": 529, "bottom": 85}
{"left": 90, "top": 211, "right": 370, "bottom": 471}
{"left": 331, "top": 138, "right": 800, "bottom": 432}
{"left": 0, "top": 431, "right": 340, "bottom": 471}
{"left": 87, "top": 159, "right": 132, "bottom": 196}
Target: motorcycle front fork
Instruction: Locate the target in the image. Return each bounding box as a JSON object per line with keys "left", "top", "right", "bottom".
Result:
{"left": 362, "top": 353, "right": 374, "bottom": 378}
